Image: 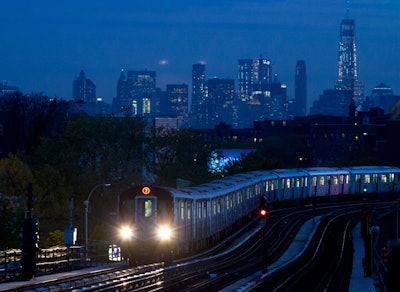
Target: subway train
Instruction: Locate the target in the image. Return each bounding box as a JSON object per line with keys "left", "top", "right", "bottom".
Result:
{"left": 117, "top": 166, "right": 400, "bottom": 262}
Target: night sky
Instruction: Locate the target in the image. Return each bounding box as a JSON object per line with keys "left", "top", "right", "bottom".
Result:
{"left": 1, "top": 0, "right": 399, "bottom": 106}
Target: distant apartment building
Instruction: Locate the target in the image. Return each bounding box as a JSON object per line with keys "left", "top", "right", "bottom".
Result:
{"left": 0, "top": 80, "right": 19, "bottom": 98}
{"left": 72, "top": 70, "right": 96, "bottom": 103}
{"left": 366, "top": 83, "right": 400, "bottom": 115}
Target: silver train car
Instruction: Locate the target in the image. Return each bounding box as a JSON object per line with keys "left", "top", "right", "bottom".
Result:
{"left": 117, "top": 166, "right": 400, "bottom": 262}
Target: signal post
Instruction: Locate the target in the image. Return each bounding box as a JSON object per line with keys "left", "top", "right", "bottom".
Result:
{"left": 259, "top": 195, "right": 268, "bottom": 273}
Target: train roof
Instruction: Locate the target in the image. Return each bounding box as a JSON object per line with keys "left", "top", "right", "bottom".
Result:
{"left": 271, "top": 168, "right": 309, "bottom": 177}
{"left": 345, "top": 166, "right": 400, "bottom": 174}
{"left": 304, "top": 167, "right": 350, "bottom": 176}
{"left": 175, "top": 170, "right": 278, "bottom": 199}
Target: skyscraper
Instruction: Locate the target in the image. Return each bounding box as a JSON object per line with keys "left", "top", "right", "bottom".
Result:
{"left": 335, "top": 11, "right": 363, "bottom": 109}
{"left": 72, "top": 70, "right": 96, "bottom": 103}
{"left": 127, "top": 70, "right": 157, "bottom": 116}
{"left": 206, "top": 77, "right": 235, "bottom": 128}
{"left": 191, "top": 63, "right": 206, "bottom": 127}
{"left": 237, "top": 56, "right": 271, "bottom": 102}
{"left": 115, "top": 68, "right": 130, "bottom": 114}
{"left": 166, "top": 84, "right": 189, "bottom": 125}
{"left": 294, "top": 60, "right": 307, "bottom": 116}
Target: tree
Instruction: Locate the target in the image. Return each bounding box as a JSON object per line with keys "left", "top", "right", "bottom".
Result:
{"left": 144, "top": 127, "right": 213, "bottom": 186}
{"left": 0, "top": 198, "right": 23, "bottom": 249}
{"left": 0, "top": 153, "right": 34, "bottom": 201}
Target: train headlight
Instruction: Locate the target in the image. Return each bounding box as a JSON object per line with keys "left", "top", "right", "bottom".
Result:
{"left": 158, "top": 225, "right": 172, "bottom": 241}
{"left": 120, "top": 226, "right": 133, "bottom": 240}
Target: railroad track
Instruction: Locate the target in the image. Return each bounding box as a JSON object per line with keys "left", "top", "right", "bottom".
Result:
{"left": 5, "top": 201, "right": 393, "bottom": 291}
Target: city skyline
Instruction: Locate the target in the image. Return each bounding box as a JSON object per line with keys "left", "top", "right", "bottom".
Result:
{"left": 1, "top": 0, "right": 399, "bottom": 105}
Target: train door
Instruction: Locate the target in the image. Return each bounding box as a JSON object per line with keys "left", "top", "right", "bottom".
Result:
{"left": 134, "top": 195, "right": 157, "bottom": 242}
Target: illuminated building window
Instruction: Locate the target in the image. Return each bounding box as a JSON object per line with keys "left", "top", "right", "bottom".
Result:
{"left": 143, "top": 98, "right": 151, "bottom": 114}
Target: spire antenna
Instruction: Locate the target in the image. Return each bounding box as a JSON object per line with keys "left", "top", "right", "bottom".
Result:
{"left": 346, "top": 0, "right": 350, "bottom": 18}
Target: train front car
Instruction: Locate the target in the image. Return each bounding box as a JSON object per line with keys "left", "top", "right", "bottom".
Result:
{"left": 118, "top": 185, "right": 174, "bottom": 264}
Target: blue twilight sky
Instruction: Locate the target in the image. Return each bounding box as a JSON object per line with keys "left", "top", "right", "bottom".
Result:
{"left": 1, "top": 0, "right": 399, "bottom": 107}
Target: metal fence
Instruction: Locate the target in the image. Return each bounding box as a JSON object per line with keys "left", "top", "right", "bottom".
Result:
{"left": 0, "top": 242, "right": 123, "bottom": 283}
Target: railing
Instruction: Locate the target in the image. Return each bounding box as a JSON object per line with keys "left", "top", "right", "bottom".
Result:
{"left": 0, "top": 242, "right": 123, "bottom": 283}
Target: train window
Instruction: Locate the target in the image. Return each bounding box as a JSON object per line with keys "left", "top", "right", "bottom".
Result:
{"left": 284, "top": 178, "right": 290, "bottom": 188}
{"left": 180, "top": 201, "right": 184, "bottom": 220}
{"left": 373, "top": 174, "right": 378, "bottom": 183}
{"left": 319, "top": 176, "right": 325, "bottom": 186}
{"left": 333, "top": 176, "right": 338, "bottom": 185}
{"left": 265, "top": 181, "right": 269, "bottom": 191}
{"left": 203, "top": 202, "right": 207, "bottom": 218}
{"left": 381, "top": 174, "right": 387, "bottom": 183}
{"left": 340, "top": 175, "right": 344, "bottom": 184}
{"left": 187, "top": 203, "right": 191, "bottom": 220}
{"left": 390, "top": 173, "right": 394, "bottom": 182}
{"left": 213, "top": 200, "right": 217, "bottom": 215}
{"left": 346, "top": 175, "right": 349, "bottom": 184}
{"left": 144, "top": 199, "right": 153, "bottom": 217}
{"left": 272, "top": 179, "right": 277, "bottom": 190}
{"left": 364, "top": 174, "right": 371, "bottom": 184}
{"left": 304, "top": 177, "right": 308, "bottom": 187}
{"left": 312, "top": 176, "right": 317, "bottom": 186}
{"left": 356, "top": 174, "right": 361, "bottom": 182}
{"left": 198, "top": 202, "right": 202, "bottom": 219}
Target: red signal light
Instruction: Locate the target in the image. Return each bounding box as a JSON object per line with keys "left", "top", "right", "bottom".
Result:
{"left": 259, "top": 208, "right": 267, "bottom": 217}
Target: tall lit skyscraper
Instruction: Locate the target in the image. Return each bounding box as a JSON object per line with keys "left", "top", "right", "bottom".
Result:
{"left": 237, "top": 56, "right": 271, "bottom": 102}
{"left": 191, "top": 63, "right": 206, "bottom": 127}
{"left": 335, "top": 9, "right": 363, "bottom": 108}
{"left": 294, "top": 60, "right": 307, "bottom": 116}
